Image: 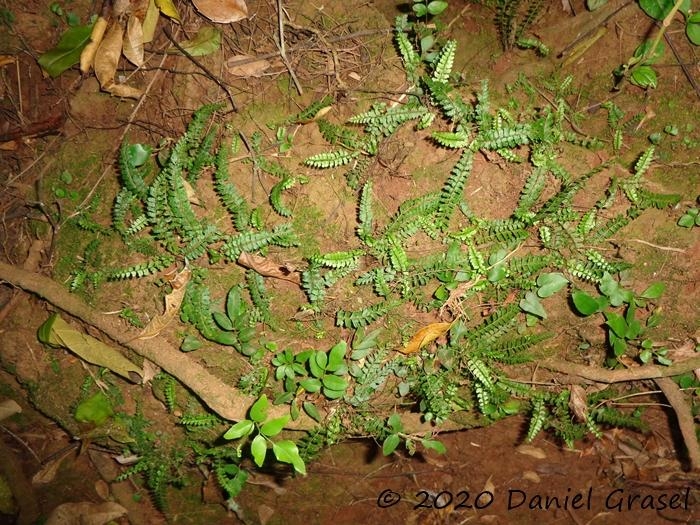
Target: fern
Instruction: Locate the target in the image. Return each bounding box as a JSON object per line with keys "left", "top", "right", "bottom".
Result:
{"left": 179, "top": 413, "right": 220, "bottom": 428}
{"left": 118, "top": 143, "right": 151, "bottom": 199}
{"left": 246, "top": 270, "right": 271, "bottom": 324}
{"left": 515, "top": 166, "right": 546, "bottom": 221}
{"left": 286, "top": 95, "right": 334, "bottom": 124}
{"left": 310, "top": 250, "right": 363, "bottom": 269}
{"left": 269, "top": 176, "right": 296, "bottom": 217}
{"left": 357, "top": 181, "right": 374, "bottom": 243}
{"left": 108, "top": 254, "right": 175, "bottom": 280}
{"left": 219, "top": 224, "right": 298, "bottom": 260}
{"left": 432, "top": 129, "right": 470, "bottom": 149}
{"left": 436, "top": 149, "right": 473, "bottom": 228}
{"left": 214, "top": 144, "right": 250, "bottom": 231}
{"left": 526, "top": 396, "right": 547, "bottom": 441}
{"left": 395, "top": 16, "right": 420, "bottom": 79}
{"left": 305, "top": 149, "right": 359, "bottom": 169}
{"left": 336, "top": 301, "right": 394, "bottom": 328}
{"left": 432, "top": 40, "right": 457, "bottom": 83}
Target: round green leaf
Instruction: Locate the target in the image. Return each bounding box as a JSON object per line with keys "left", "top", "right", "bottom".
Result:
{"left": 427, "top": 1, "right": 448, "bottom": 16}
{"left": 212, "top": 311, "right": 234, "bottom": 331}
{"left": 572, "top": 290, "right": 600, "bottom": 316}
{"left": 586, "top": 0, "right": 608, "bottom": 10}
{"left": 412, "top": 3, "right": 428, "bottom": 17}
{"left": 260, "top": 415, "right": 290, "bottom": 438}
{"left": 640, "top": 282, "right": 665, "bottom": 299}
{"left": 678, "top": 213, "right": 695, "bottom": 227}
{"left": 688, "top": 14, "right": 700, "bottom": 45}
{"left": 630, "top": 65, "right": 658, "bottom": 89}
{"left": 251, "top": 434, "right": 267, "bottom": 467}
{"left": 536, "top": 272, "right": 569, "bottom": 298}
{"left": 74, "top": 391, "right": 113, "bottom": 425}
{"left": 126, "top": 144, "right": 151, "bottom": 167}
{"left": 249, "top": 394, "right": 269, "bottom": 423}
{"left": 272, "top": 440, "right": 306, "bottom": 475}
{"left": 639, "top": 0, "right": 674, "bottom": 20}
{"left": 327, "top": 341, "right": 347, "bottom": 369}
{"left": 299, "top": 378, "right": 322, "bottom": 393}
{"left": 422, "top": 438, "right": 447, "bottom": 454}
{"left": 605, "top": 312, "right": 628, "bottom": 338}
{"left": 180, "top": 335, "right": 202, "bottom": 352}
{"left": 223, "top": 419, "right": 254, "bottom": 440}
{"left": 303, "top": 402, "right": 322, "bottom": 423}
{"left": 383, "top": 433, "right": 401, "bottom": 456}
{"left": 322, "top": 375, "right": 348, "bottom": 392}
{"left": 519, "top": 291, "right": 547, "bottom": 319}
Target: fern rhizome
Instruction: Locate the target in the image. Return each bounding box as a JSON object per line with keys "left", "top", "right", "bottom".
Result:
{"left": 87, "top": 17, "right": 680, "bottom": 503}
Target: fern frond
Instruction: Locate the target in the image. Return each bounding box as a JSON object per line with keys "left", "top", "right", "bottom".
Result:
{"left": 395, "top": 17, "right": 420, "bottom": 77}
{"left": 179, "top": 413, "right": 221, "bottom": 427}
{"left": 432, "top": 129, "right": 470, "bottom": 148}
{"left": 432, "top": 40, "right": 457, "bottom": 83}
{"left": 466, "top": 357, "right": 495, "bottom": 391}
{"left": 310, "top": 250, "right": 363, "bottom": 269}
{"left": 219, "top": 224, "right": 298, "bottom": 260}
{"left": 633, "top": 146, "right": 655, "bottom": 178}
{"left": 357, "top": 181, "right": 374, "bottom": 243}
{"left": 118, "top": 143, "right": 151, "bottom": 199}
{"left": 526, "top": 396, "right": 547, "bottom": 442}
{"left": 317, "top": 119, "right": 363, "bottom": 149}
{"left": 336, "top": 301, "right": 393, "bottom": 328}
{"left": 108, "top": 254, "right": 176, "bottom": 280}
{"left": 270, "top": 176, "right": 296, "bottom": 217}
{"left": 304, "top": 150, "right": 359, "bottom": 169}
{"left": 214, "top": 144, "right": 250, "bottom": 231}
{"left": 436, "top": 149, "right": 473, "bottom": 227}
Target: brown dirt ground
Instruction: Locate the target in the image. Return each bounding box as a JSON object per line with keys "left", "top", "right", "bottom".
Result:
{"left": 1, "top": 0, "right": 699, "bottom": 524}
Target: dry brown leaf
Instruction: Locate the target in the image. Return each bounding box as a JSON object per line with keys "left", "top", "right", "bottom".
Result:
{"left": 237, "top": 252, "right": 301, "bottom": 284}
{"left": 522, "top": 470, "right": 541, "bottom": 483}
{"left": 138, "top": 267, "right": 191, "bottom": 339}
{"left": 400, "top": 322, "right": 453, "bottom": 354}
{"left": 226, "top": 54, "right": 271, "bottom": 78}
{"left": 192, "top": 0, "right": 248, "bottom": 23}
{"left": 0, "top": 55, "right": 16, "bottom": 67}
{"left": 104, "top": 82, "right": 143, "bottom": 99}
{"left": 94, "top": 21, "right": 123, "bottom": 89}
{"left": 182, "top": 179, "right": 201, "bottom": 205}
{"left": 80, "top": 16, "right": 109, "bottom": 73}
{"left": 0, "top": 399, "right": 21, "bottom": 422}
{"left": 32, "top": 446, "right": 75, "bottom": 484}
{"left": 142, "top": 0, "right": 159, "bottom": 43}
{"left": 123, "top": 15, "right": 145, "bottom": 67}
{"left": 141, "top": 359, "right": 160, "bottom": 384}
{"left": 568, "top": 384, "right": 588, "bottom": 422}
{"left": 516, "top": 444, "right": 547, "bottom": 459}
{"left": 45, "top": 501, "right": 127, "bottom": 525}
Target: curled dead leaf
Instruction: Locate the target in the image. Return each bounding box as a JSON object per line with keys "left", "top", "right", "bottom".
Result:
{"left": 94, "top": 21, "right": 123, "bottom": 89}
{"left": 568, "top": 384, "right": 588, "bottom": 422}
{"left": 192, "top": 0, "right": 248, "bottom": 23}
{"left": 0, "top": 399, "right": 21, "bottom": 422}
{"left": 103, "top": 82, "right": 143, "bottom": 99}
{"left": 79, "top": 16, "right": 108, "bottom": 73}
{"left": 139, "top": 267, "right": 191, "bottom": 339}
{"left": 123, "top": 15, "right": 145, "bottom": 67}
{"left": 516, "top": 444, "right": 547, "bottom": 459}
{"left": 142, "top": 0, "right": 159, "bottom": 43}
{"left": 400, "top": 322, "right": 453, "bottom": 354}
{"left": 237, "top": 252, "right": 301, "bottom": 284}
{"left": 226, "top": 54, "right": 271, "bottom": 78}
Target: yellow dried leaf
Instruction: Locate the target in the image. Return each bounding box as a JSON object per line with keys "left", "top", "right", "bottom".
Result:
{"left": 122, "top": 15, "right": 145, "bottom": 67}
{"left": 142, "top": 0, "right": 159, "bottom": 43}
{"left": 400, "top": 322, "right": 453, "bottom": 354}
{"left": 192, "top": 0, "right": 247, "bottom": 23}
{"left": 155, "top": 0, "right": 180, "bottom": 22}
{"left": 79, "top": 16, "right": 108, "bottom": 73}
{"left": 237, "top": 252, "right": 301, "bottom": 284}
{"left": 568, "top": 384, "right": 588, "bottom": 422}
{"left": 94, "top": 21, "right": 123, "bottom": 89}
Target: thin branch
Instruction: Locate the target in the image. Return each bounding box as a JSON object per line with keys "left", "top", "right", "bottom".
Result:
{"left": 655, "top": 376, "right": 700, "bottom": 470}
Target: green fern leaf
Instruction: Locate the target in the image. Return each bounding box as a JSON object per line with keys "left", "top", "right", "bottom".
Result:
{"left": 304, "top": 150, "right": 359, "bottom": 169}
{"left": 432, "top": 40, "right": 457, "bottom": 83}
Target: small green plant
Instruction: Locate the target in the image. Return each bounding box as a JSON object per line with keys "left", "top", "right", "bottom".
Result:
{"left": 223, "top": 395, "right": 306, "bottom": 475}
{"left": 382, "top": 413, "right": 447, "bottom": 456}
{"left": 678, "top": 206, "right": 700, "bottom": 228}
{"left": 572, "top": 274, "right": 668, "bottom": 364}
{"left": 411, "top": 0, "right": 449, "bottom": 19}
{"left": 494, "top": 0, "right": 549, "bottom": 55}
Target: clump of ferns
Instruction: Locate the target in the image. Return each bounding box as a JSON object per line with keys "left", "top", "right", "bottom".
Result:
{"left": 493, "top": 0, "right": 549, "bottom": 56}
{"left": 108, "top": 104, "right": 298, "bottom": 284}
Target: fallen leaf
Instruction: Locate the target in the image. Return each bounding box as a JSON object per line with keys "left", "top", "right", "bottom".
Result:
{"left": 103, "top": 82, "right": 143, "bottom": 99}
{"left": 122, "top": 15, "right": 145, "bottom": 67}
{"left": 45, "top": 501, "right": 127, "bottom": 525}
{"left": 142, "top": 0, "right": 159, "bottom": 43}
{"left": 522, "top": 470, "right": 541, "bottom": 483}
{"left": 237, "top": 252, "right": 301, "bottom": 284}
{"left": 37, "top": 314, "right": 142, "bottom": 383}
{"left": 400, "top": 322, "right": 453, "bottom": 354}
{"left": 516, "top": 444, "right": 547, "bottom": 459}
{"left": 94, "top": 21, "right": 123, "bottom": 90}
{"left": 139, "top": 267, "right": 191, "bottom": 339}
{"left": 182, "top": 179, "right": 201, "bottom": 205}
{"left": 0, "top": 399, "right": 21, "bottom": 422}
{"left": 568, "top": 384, "right": 588, "bottom": 422}
{"left": 32, "top": 446, "right": 76, "bottom": 484}
{"left": 258, "top": 504, "right": 275, "bottom": 525}
{"left": 155, "top": 0, "right": 180, "bottom": 22}
{"left": 174, "top": 26, "right": 221, "bottom": 57}
{"left": 141, "top": 359, "right": 160, "bottom": 384}
{"left": 80, "top": 17, "right": 108, "bottom": 73}
{"left": 192, "top": 0, "right": 248, "bottom": 23}
{"left": 226, "top": 54, "right": 271, "bottom": 78}
{"left": 38, "top": 23, "right": 94, "bottom": 77}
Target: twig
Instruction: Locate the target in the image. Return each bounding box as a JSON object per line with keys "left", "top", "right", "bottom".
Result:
{"left": 655, "top": 376, "right": 700, "bottom": 470}
{"left": 630, "top": 238, "right": 686, "bottom": 253}
{"left": 162, "top": 26, "right": 238, "bottom": 111}
{"left": 541, "top": 357, "right": 700, "bottom": 383}
{"left": 663, "top": 30, "right": 700, "bottom": 100}
{"left": 276, "top": 0, "right": 302, "bottom": 95}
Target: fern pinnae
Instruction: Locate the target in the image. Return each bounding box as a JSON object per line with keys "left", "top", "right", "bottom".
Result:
{"left": 305, "top": 150, "right": 359, "bottom": 169}
{"left": 118, "top": 142, "right": 151, "bottom": 199}
{"left": 437, "top": 149, "right": 474, "bottom": 228}
{"left": 432, "top": 40, "right": 457, "bottom": 83}
{"left": 108, "top": 253, "right": 176, "bottom": 280}
{"left": 270, "top": 176, "right": 296, "bottom": 217}
{"left": 357, "top": 181, "right": 374, "bottom": 243}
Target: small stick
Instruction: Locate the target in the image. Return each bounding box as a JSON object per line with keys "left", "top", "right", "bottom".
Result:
{"left": 630, "top": 238, "right": 686, "bottom": 253}
{"left": 655, "top": 376, "right": 700, "bottom": 470}
{"left": 277, "top": 0, "right": 303, "bottom": 95}
{"left": 162, "top": 26, "right": 238, "bottom": 111}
